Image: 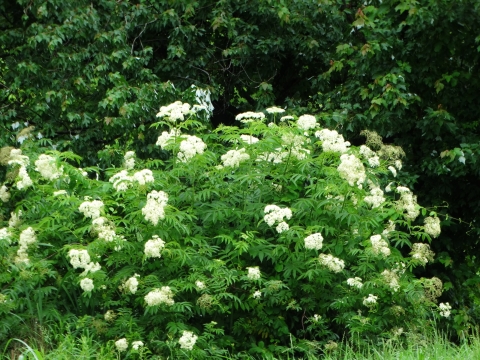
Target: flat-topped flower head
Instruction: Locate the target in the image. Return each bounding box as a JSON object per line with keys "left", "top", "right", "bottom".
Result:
{"left": 221, "top": 148, "right": 250, "bottom": 167}
{"left": 156, "top": 101, "right": 192, "bottom": 122}
{"left": 115, "top": 338, "right": 128, "bottom": 352}
{"left": 124, "top": 151, "right": 135, "bottom": 170}
{"left": 178, "top": 135, "right": 206, "bottom": 162}
{"left": 35, "top": 154, "right": 64, "bottom": 181}
{"left": 347, "top": 277, "right": 363, "bottom": 289}
{"left": 304, "top": 233, "right": 324, "bottom": 250}
{"left": 297, "top": 114, "right": 317, "bottom": 131}
{"left": 80, "top": 278, "right": 94, "bottom": 292}
{"left": 370, "top": 235, "right": 390, "bottom": 257}
{"left": 235, "top": 111, "right": 265, "bottom": 123}
{"left": 179, "top": 330, "right": 198, "bottom": 351}
{"left": 142, "top": 191, "right": 168, "bottom": 225}
{"left": 316, "top": 129, "right": 351, "bottom": 153}
{"left": 318, "top": 254, "right": 345, "bottom": 273}
{"left": 247, "top": 266, "right": 261, "bottom": 280}
{"left": 266, "top": 106, "right": 285, "bottom": 114}
{"left": 144, "top": 235, "right": 165, "bottom": 258}
{"left": 144, "top": 286, "right": 174, "bottom": 306}
{"left": 424, "top": 216, "right": 441, "bottom": 238}
{"left": 79, "top": 199, "right": 104, "bottom": 219}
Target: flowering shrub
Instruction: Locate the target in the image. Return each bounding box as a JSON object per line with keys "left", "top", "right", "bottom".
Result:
{"left": 0, "top": 97, "right": 450, "bottom": 358}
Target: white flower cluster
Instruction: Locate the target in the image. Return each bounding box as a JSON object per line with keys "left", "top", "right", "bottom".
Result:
{"left": 16, "top": 165, "right": 33, "bottom": 190}
{"left": 0, "top": 228, "right": 11, "bottom": 244}
{"left": 256, "top": 149, "right": 288, "bottom": 164}
{"left": 240, "top": 135, "right": 259, "bottom": 144}
{"left": 315, "top": 129, "right": 351, "bottom": 153}
{"left": 68, "top": 249, "right": 101, "bottom": 275}
{"left": 424, "top": 216, "right": 441, "bottom": 238}
{"left": 395, "top": 186, "right": 419, "bottom": 221}
{"left": 115, "top": 338, "right": 128, "bottom": 352}
{"left": 8, "top": 149, "right": 29, "bottom": 167}
{"left": 266, "top": 106, "right": 285, "bottom": 114}
{"left": 363, "top": 294, "right": 378, "bottom": 307}
{"left": 318, "top": 254, "right": 345, "bottom": 273}
{"left": 92, "top": 217, "right": 117, "bottom": 242}
{"left": 253, "top": 290, "right": 262, "bottom": 299}
{"left": 395, "top": 159, "right": 402, "bottom": 170}
{"left": 109, "top": 168, "right": 155, "bottom": 191}
{"left": 388, "top": 166, "right": 397, "bottom": 177}
{"left": 142, "top": 191, "right": 168, "bottom": 226}
{"left": 156, "top": 101, "right": 192, "bottom": 122}
{"left": 411, "top": 243, "right": 435, "bottom": 265}
{"left": 79, "top": 199, "right": 104, "bottom": 219}
{"left": 0, "top": 184, "right": 10, "bottom": 202}
{"left": 144, "top": 235, "right": 165, "bottom": 258}
{"left": 195, "top": 280, "right": 206, "bottom": 290}
{"left": 235, "top": 111, "right": 265, "bottom": 123}
{"left": 9, "top": 210, "right": 22, "bottom": 228}
{"left": 370, "top": 235, "right": 391, "bottom": 257}
{"left": 281, "top": 133, "right": 310, "bottom": 160}
{"left": 263, "top": 205, "right": 292, "bottom": 233}
{"left": 280, "top": 115, "right": 294, "bottom": 122}
{"left": 297, "top": 114, "right": 317, "bottom": 131}
{"left": 347, "top": 277, "right": 363, "bottom": 289}
{"left": 221, "top": 148, "right": 250, "bottom": 167}
{"left": 15, "top": 227, "right": 37, "bottom": 264}
{"left": 381, "top": 270, "right": 400, "bottom": 292}
{"left": 382, "top": 220, "right": 396, "bottom": 236}
{"left": 178, "top": 135, "right": 206, "bottom": 162}
{"left": 122, "top": 274, "right": 140, "bottom": 294}
{"left": 179, "top": 330, "right": 198, "bottom": 351}
{"left": 34, "top": 154, "right": 63, "bottom": 181}
{"left": 364, "top": 186, "right": 385, "bottom": 208}
{"left": 247, "top": 266, "right": 261, "bottom": 280}
{"left": 144, "top": 286, "right": 174, "bottom": 306}
{"left": 124, "top": 151, "right": 135, "bottom": 170}
{"left": 80, "top": 278, "right": 94, "bottom": 292}
{"left": 132, "top": 341, "right": 144, "bottom": 350}
{"left": 337, "top": 154, "right": 366, "bottom": 188}
{"left": 439, "top": 302, "right": 452, "bottom": 318}
{"left": 156, "top": 129, "right": 182, "bottom": 149}
{"left": 53, "top": 190, "right": 67, "bottom": 196}
{"left": 104, "top": 310, "right": 116, "bottom": 322}
{"left": 304, "top": 233, "right": 324, "bottom": 250}
{"left": 359, "top": 145, "right": 380, "bottom": 167}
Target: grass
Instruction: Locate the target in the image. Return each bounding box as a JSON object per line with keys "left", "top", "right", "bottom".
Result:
{"left": 3, "top": 327, "right": 480, "bottom": 359}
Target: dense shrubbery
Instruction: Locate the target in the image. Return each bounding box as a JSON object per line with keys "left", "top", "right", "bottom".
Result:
{"left": 0, "top": 95, "right": 453, "bottom": 358}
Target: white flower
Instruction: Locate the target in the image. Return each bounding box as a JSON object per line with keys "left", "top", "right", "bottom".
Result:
{"left": 395, "top": 187, "right": 419, "bottom": 221}
{"left": 318, "top": 254, "right": 345, "bottom": 273}
{"left": 388, "top": 166, "right": 397, "bottom": 177}
{"left": 235, "top": 111, "right": 265, "bottom": 123}
{"left": 381, "top": 270, "right": 400, "bottom": 292}
{"left": 142, "top": 191, "right": 168, "bottom": 226}
{"left": 276, "top": 221, "right": 289, "bottom": 233}
{"left": 53, "top": 190, "right": 68, "bottom": 196}
{"left": 79, "top": 200, "right": 104, "bottom": 219}
{"left": 263, "top": 205, "right": 292, "bottom": 227}
{"left": 11, "top": 121, "right": 20, "bottom": 130}
{"left": 221, "top": 148, "right": 250, "bottom": 167}
{"left": 144, "top": 235, "right": 165, "bottom": 258}
{"left": 178, "top": 135, "right": 206, "bottom": 162}
{"left": 253, "top": 290, "right": 262, "bottom": 299}
{"left": 360, "top": 145, "right": 380, "bottom": 167}
{"left": 304, "top": 233, "right": 324, "bottom": 250}
{"left": 69, "top": 249, "right": 91, "bottom": 269}
{"left": 382, "top": 220, "right": 396, "bottom": 236}
{"left": 115, "top": 338, "right": 128, "bottom": 352}
{"left": 247, "top": 266, "right": 261, "bottom": 280}
{"left": 156, "top": 101, "right": 192, "bottom": 122}
{"left": 8, "top": 210, "right": 22, "bottom": 228}
{"left": 15, "top": 227, "right": 37, "bottom": 264}
{"left": 35, "top": 154, "right": 63, "bottom": 180}
{"left": 92, "top": 217, "right": 117, "bottom": 242}
{"left": 347, "top": 277, "right": 363, "bottom": 289}
{"left": 132, "top": 341, "right": 144, "bottom": 350}
{"left": 266, "top": 106, "right": 285, "bottom": 114}
{"left": 424, "top": 216, "right": 441, "bottom": 238}
{"left": 104, "top": 310, "right": 116, "bottom": 321}
{"left": 16, "top": 166, "right": 33, "bottom": 190}
{"left": 195, "top": 280, "right": 206, "bottom": 290}
{"left": 156, "top": 129, "right": 182, "bottom": 149}
{"left": 370, "top": 235, "right": 391, "bottom": 257}
{"left": 109, "top": 170, "right": 132, "bottom": 191}
{"left": 338, "top": 154, "right": 366, "bottom": 188}
{"left": 8, "top": 149, "right": 29, "bottom": 167}
{"left": 133, "top": 169, "right": 155, "bottom": 185}
{"left": 0, "top": 228, "right": 11, "bottom": 244}
{"left": 395, "top": 159, "right": 402, "bottom": 170}
{"left": 178, "top": 330, "right": 198, "bottom": 351}
{"left": 364, "top": 186, "right": 385, "bottom": 208}
{"left": 280, "top": 115, "right": 294, "bottom": 122}
{"left": 363, "top": 294, "right": 378, "bottom": 307}
{"left": 297, "top": 114, "right": 317, "bottom": 131}
{"left": 123, "top": 274, "right": 140, "bottom": 294}
{"left": 312, "top": 314, "right": 321, "bottom": 322}
{"left": 0, "top": 185, "right": 10, "bottom": 202}
{"left": 385, "top": 182, "right": 394, "bottom": 192}
{"left": 240, "top": 135, "right": 259, "bottom": 144}
{"left": 411, "top": 243, "right": 435, "bottom": 265}
{"left": 124, "top": 151, "right": 135, "bottom": 170}
{"left": 315, "top": 129, "right": 350, "bottom": 153}
{"left": 144, "top": 286, "right": 174, "bottom": 306}
{"left": 439, "top": 302, "right": 452, "bottom": 318}
{"left": 80, "top": 278, "right": 94, "bottom": 292}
